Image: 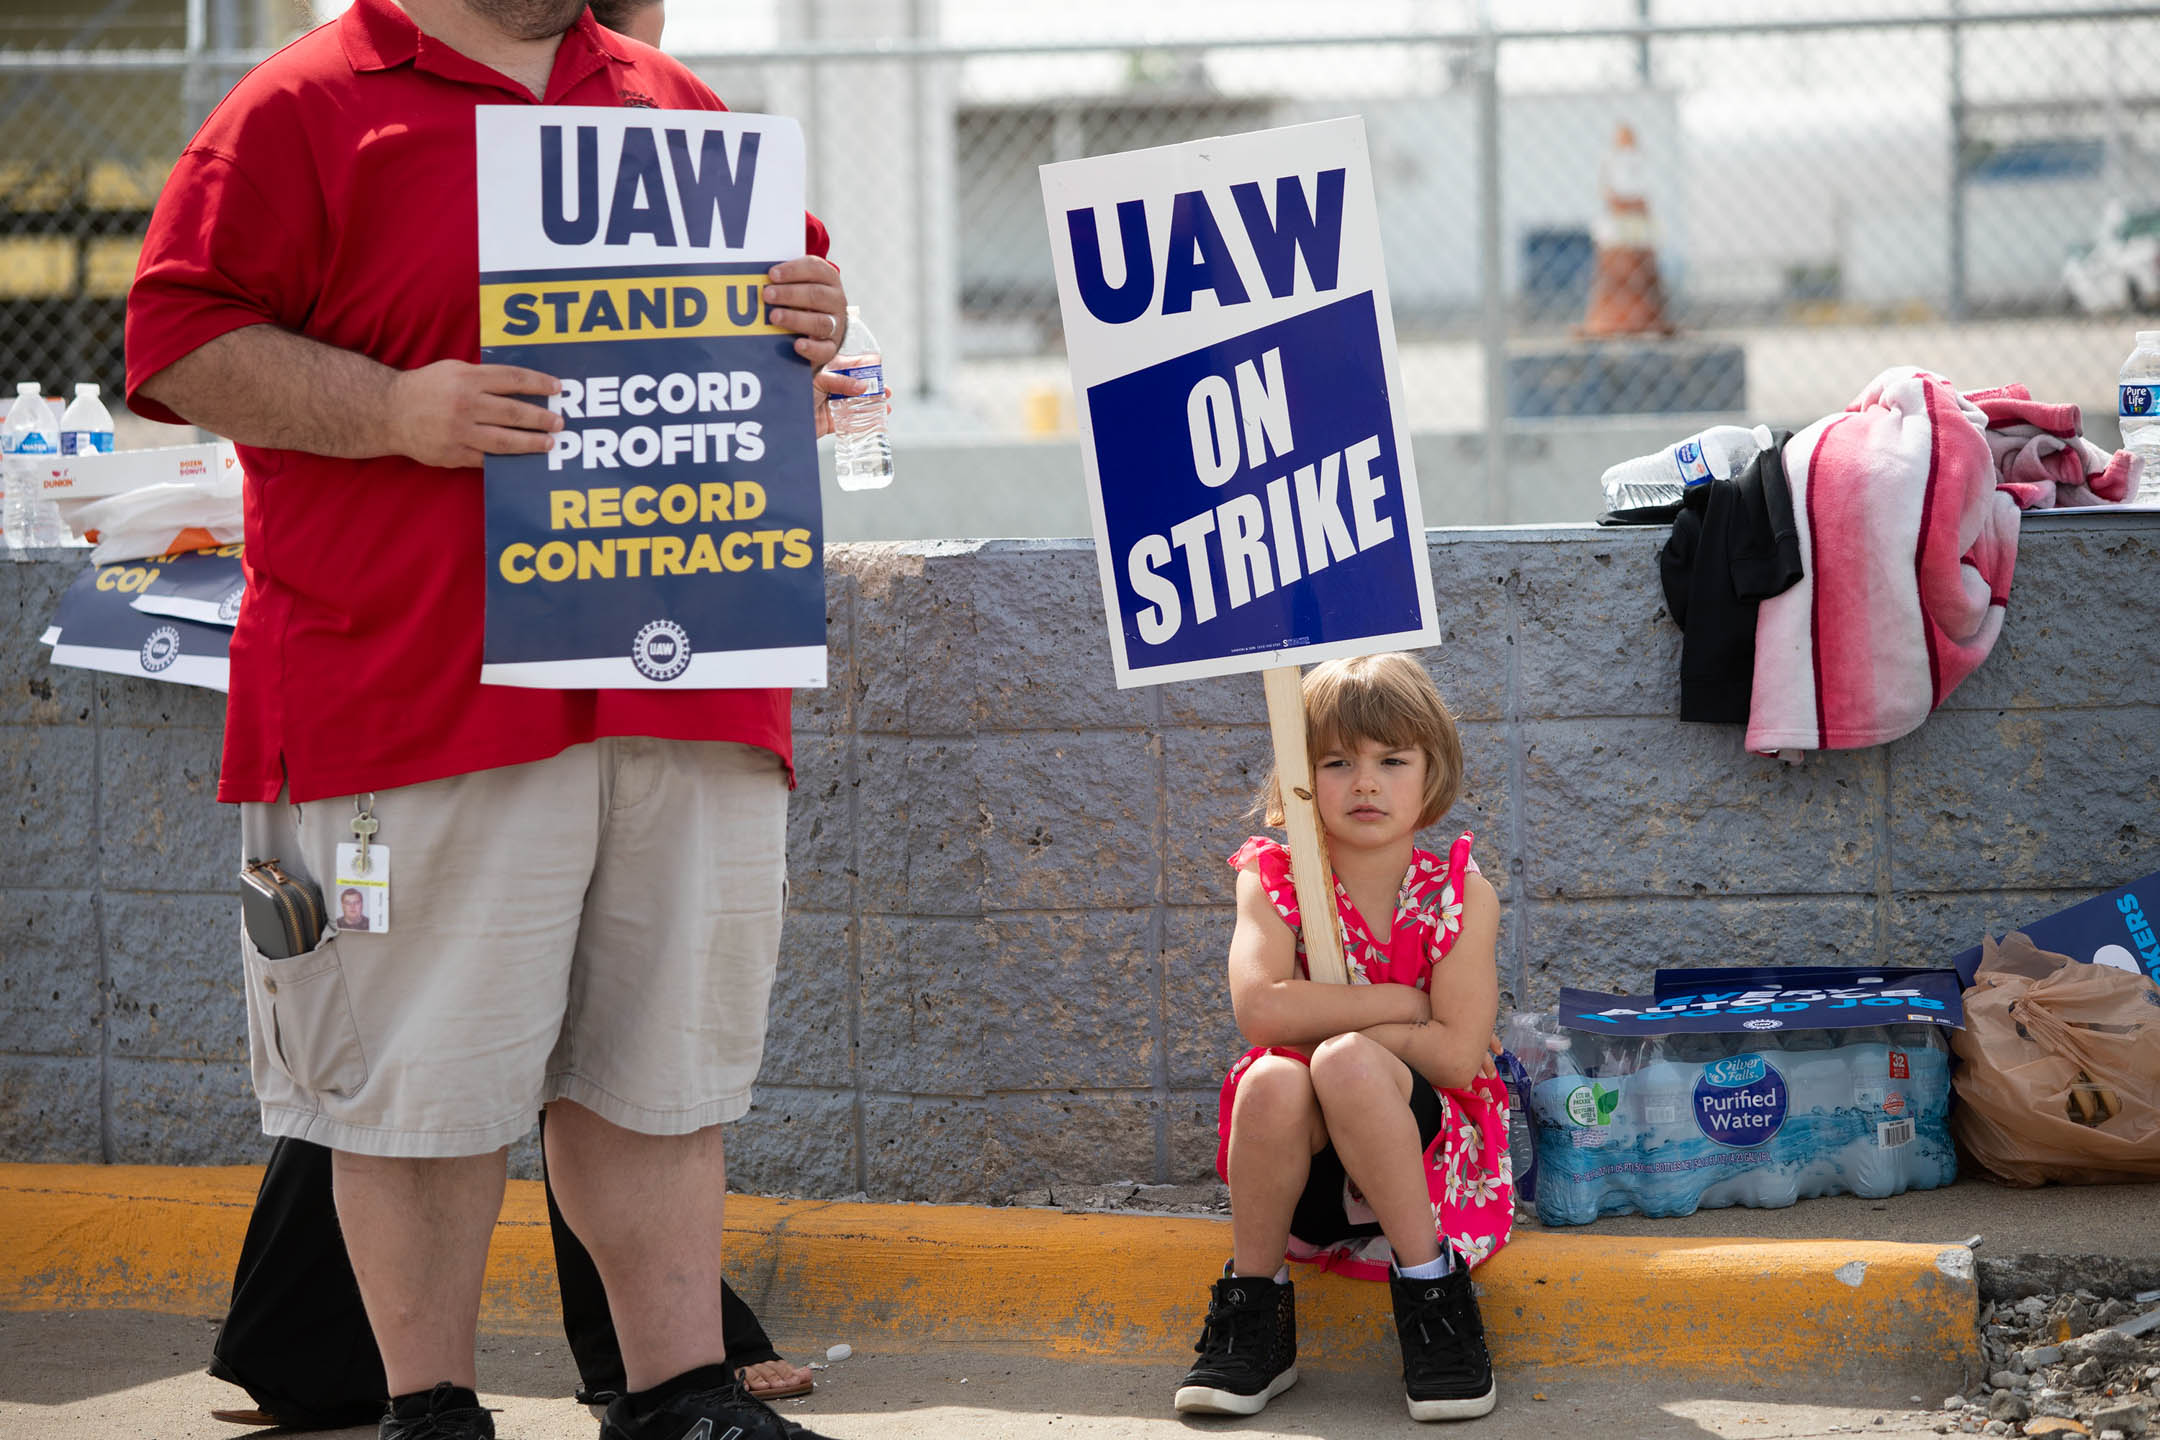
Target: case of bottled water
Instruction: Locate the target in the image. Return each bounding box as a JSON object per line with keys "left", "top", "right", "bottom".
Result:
{"left": 1522, "top": 967, "right": 1962, "bottom": 1226}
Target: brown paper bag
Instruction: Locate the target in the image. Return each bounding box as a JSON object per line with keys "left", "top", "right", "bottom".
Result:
{"left": 1950, "top": 931, "right": 2160, "bottom": 1186}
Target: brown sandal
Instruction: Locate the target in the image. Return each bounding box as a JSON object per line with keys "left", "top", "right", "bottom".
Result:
{"left": 208, "top": 1409, "right": 282, "bottom": 1427}
{"left": 738, "top": 1368, "right": 815, "bottom": 1401}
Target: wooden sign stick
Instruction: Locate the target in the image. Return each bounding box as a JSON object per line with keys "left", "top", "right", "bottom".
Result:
{"left": 1262, "top": 665, "right": 1349, "bottom": 986}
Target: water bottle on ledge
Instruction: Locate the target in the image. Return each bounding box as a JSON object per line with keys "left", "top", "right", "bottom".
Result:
{"left": 828, "top": 305, "right": 892, "bottom": 491}
{"left": 2116, "top": 331, "right": 2160, "bottom": 503}
{"left": 1599, "top": 423, "right": 1773, "bottom": 513}
{"left": 60, "top": 382, "right": 115, "bottom": 455}
{"left": 3, "top": 382, "right": 66, "bottom": 552}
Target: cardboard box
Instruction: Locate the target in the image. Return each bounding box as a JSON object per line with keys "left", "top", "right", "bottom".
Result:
{"left": 1950, "top": 871, "right": 2160, "bottom": 988}
{"left": 31, "top": 441, "right": 241, "bottom": 502}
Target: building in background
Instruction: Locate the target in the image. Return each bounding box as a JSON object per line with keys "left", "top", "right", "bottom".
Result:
{"left": 6, "top": 1, "right": 2160, "bottom": 509}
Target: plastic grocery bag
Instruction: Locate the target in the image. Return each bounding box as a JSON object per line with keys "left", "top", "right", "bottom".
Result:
{"left": 67, "top": 478, "right": 242, "bottom": 565}
{"left": 1950, "top": 931, "right": 2160, "bottom": 1185}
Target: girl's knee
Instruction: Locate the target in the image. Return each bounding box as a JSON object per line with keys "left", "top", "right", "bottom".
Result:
{"left": 1308, "top": 1032, "right": 1399, "bottom": 1097}
{"left": 1230, "top": 1057, "right": 1317, "bottom": 1132}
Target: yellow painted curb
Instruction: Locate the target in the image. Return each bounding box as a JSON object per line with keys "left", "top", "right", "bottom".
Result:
{"left": 0, "top": 1165, "right": 1977, "bottom": 1388}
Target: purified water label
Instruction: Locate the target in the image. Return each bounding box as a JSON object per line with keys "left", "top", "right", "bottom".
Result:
{"left": 2123, "top": 384, "right": 2157, "bottom": 418}
{"left": 1673, "top": 439, "right": 1715, "bottom": 484}
{"left": 1692, "top": 1053, "right": 1788, "bottom": 1149}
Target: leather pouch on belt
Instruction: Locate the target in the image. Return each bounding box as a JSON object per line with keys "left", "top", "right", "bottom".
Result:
{"left": 240, "top": 858, "right": 325, "bottom": 960}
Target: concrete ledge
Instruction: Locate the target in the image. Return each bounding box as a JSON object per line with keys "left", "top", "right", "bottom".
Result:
{"left": 0, "top": 1164, "right": 1978, "bottom": 1392}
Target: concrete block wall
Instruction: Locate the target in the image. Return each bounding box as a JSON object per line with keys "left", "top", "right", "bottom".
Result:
{"left": 4, "top": 517, "right": 2157, "bottom": 1200}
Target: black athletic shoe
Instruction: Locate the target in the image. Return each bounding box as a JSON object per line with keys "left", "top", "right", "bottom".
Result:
{"left": 598, "top": 1373, "right": 838, "bottom": 1440}
{"left": 1172, "top": 1269, "right": 1299, "bottom": 1416}
{"left": 378, "top": 1383, "right": 495, "bottom": 1440}
{"left": 1391, "top": 1262, "right": 1497, "bottom": 1421}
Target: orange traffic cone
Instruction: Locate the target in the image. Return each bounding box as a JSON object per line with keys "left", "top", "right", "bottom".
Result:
{"left": 1581, "top": 124, "right": 1673, "bottom": 338}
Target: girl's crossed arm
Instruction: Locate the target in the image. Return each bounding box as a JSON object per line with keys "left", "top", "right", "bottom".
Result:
{"left": 1358, "top": 871, "right": 1503, "bottom": 1091}
{"left": 1227, "top": 866, "right": 1430, "bottom": 1049}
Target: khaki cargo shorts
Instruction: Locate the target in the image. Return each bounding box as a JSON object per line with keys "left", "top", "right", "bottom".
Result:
{"left": 237, "top": 738, "right": 787, "bottom": 1158}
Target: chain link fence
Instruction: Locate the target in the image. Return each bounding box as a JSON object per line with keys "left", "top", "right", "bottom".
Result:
{"left": 5, "top": 1, "right": 2159, "bottom": 510}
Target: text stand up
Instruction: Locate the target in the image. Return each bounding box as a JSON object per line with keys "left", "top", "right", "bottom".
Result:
{"left": 1263, "top": 665, "right": 1349, "bottom": 986}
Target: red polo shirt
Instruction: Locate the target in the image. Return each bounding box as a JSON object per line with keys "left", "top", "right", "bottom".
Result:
{"left": 126, "top": 0, "right": 827, "bottom": 803}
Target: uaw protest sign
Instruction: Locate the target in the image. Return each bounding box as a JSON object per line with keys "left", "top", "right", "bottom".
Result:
{"left": 1041, "top": 117, "right": 1437, "bottom": 688}
{"left": 476, "top": 108, "right": 823, "bottom": 689}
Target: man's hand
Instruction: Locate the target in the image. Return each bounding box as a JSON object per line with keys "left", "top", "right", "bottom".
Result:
{"left": 763, "top": 255, "right": 850, "bottom": 370}
{"left": 386, "top": 361, "right": 562, "bottom": 470}
{"left": 811, "top": 365, "right": 886, "bottom": 439}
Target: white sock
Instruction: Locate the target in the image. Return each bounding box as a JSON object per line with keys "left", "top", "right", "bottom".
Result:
{"left": 1225, "top": 1261, "right": 1291, "bottom": 1284}
{"left": 1395, "top": 1251, "right": 1452, "bottom": 1280}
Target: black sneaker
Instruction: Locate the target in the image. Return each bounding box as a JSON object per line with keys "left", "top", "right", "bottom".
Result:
{"left": 379, "top": 1383, "right": 495, "bottom": 1440}
{"left": 1391, "top": 1263, "right": 1497, "bottom": 1421}
{"left": 598, "top": 1372, "right": 838, "bottom": 1440}
{"left": 1172, "top": 1270, "right": 1298, "bottom": 1416}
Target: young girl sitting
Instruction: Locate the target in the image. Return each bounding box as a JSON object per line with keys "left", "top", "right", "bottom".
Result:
{"left": 1174, "top": 653, "right": 1513, "bottom": 1423}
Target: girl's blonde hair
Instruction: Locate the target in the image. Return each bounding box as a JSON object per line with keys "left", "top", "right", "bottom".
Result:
{"left": 1260, "top": 653, "right": 1463, "bottom": 831}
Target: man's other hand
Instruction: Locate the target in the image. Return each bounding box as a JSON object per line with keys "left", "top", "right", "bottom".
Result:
{"left": 387, "top": 360, "right": 563, "bottom": 470}
{"left": 763, "top": 256, "right": 849, "bottom": 370}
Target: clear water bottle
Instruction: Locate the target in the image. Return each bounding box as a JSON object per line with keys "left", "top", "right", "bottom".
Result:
{"left": 827, "top": 305, "right": 891, "bottom": 491}
{"left": 2117, "top": 331, "right": 2160, "bottom": 503}
{"left": 59, "top": 382, "right": 114, "bottom": 456}
{"left": 3, "top": 382, "right": 66, "bottom": 551}
{"left": 1599, "top": 423, "right": 1774, "bottom": 512}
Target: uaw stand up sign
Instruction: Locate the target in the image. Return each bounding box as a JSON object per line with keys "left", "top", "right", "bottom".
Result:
{"left": 1042, "top": 117, "right": 1438, "bottom": 984}
{"left": 476, "top": 108, "right": 823, "bottom": 688}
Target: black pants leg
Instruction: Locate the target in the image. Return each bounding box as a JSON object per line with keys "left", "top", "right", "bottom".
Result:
{"left": 208, "top": 1137, "right": 388, "bottom": 1429}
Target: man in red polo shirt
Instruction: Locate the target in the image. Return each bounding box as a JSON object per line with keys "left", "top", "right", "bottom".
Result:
{"left": 126, "top": 4, "right": 851, "bottom": 1439}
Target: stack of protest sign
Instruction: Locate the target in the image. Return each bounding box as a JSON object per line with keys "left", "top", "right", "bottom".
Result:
{"left": 475, "top": 107, "right": 825, "bottom": 689}
{"left": 1041, "top": 116, "right": 1438, "bottom": 981}
{"left": 42, "top": 545, "right": 242, "bottom": 692}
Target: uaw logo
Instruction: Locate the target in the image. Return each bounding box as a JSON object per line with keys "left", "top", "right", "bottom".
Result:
{"left": 217, "top": 589, "right": 243, "bottom": 624}
{"left": 140, "top": 625, "right": 182, "bottom": 673}
{"left": 630, "top": 618, "right": 692, "bottom": 681}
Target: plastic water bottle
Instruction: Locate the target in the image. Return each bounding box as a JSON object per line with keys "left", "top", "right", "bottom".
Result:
{"left": 1630, "top": 1053, "right": 1696, "bottom": 1217}
{"left": 1496, "top": 1049, "right": 1538, "bottom": 1206}
{"left": 827, "top": 305, "right": 891, "bottom": 491}
{"left": 1599, "top": 423, "right": 1774, "bottom": 513}
{"left": 2117, "top": 331, "right": 2160, "bottom": 504}
{"left": 59, "top": 383, "right": 114, "bottom": 456}
{"left": 3, "top": 382, "right": 66, "bottom": 551}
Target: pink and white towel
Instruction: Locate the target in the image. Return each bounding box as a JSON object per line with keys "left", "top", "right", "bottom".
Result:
{"left": 1746, "top": 367, "right": 2022, "bottom": 755}
{"left": 1964, "top": 383, "right": 2139, "bottom": 510}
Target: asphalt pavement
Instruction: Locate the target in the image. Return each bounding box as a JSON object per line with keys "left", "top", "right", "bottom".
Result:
{"left": 0, "top": 1310, "right": 1969, "bottom": 1440}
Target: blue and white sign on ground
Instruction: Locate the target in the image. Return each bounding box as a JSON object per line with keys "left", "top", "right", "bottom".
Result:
{"left": 1041, "top": 117, "right": 1437, "bottom": 688}
{"left": 476, "top": 107, "right": 823, "bottom": 689}
{"left": 44, "top": 559, "right": 232, "bottom": 692}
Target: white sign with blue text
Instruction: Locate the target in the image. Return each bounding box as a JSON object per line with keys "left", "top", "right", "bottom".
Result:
{"left": 1041, "top": 117, "right": 1438, "bottom": 688}
{"left": 474, "top": 107, "right": 823, "bottom": 690}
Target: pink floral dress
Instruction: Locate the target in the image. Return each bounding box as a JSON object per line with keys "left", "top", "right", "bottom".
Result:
{"left": 1215, "top": 832, "right": 1514, "bottom": 1281}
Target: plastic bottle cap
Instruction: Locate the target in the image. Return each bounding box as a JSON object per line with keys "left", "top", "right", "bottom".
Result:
{"left": 2141, "top": 331, "right": 2160, "bottom": 346}
{"left": 16, "top": 382, "right": 37, "bottom": 396}
{"left": 74, "top": 383, "right": 98, "bottom": 397}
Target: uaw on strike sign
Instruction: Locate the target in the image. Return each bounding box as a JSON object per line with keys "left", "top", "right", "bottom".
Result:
{"left": 1041, "top": 117, "right": 1437, "bottom": 687}
{"left": 476, "top": 108, "right": 822, "bottom": 688}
